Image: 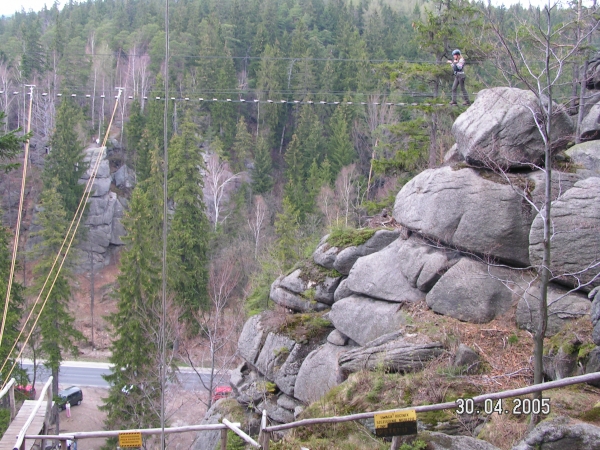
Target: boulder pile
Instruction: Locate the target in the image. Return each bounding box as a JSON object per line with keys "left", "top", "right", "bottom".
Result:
{"left": 226, "top": 87, "right": 600, "bottom": 443}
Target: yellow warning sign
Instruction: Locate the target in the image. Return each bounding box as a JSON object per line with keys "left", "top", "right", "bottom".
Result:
{"left": 374, "top": 410, "right": 417, "bottom": 428}
{"left": 118, "top": 432, "right": 143, "bottom": 448}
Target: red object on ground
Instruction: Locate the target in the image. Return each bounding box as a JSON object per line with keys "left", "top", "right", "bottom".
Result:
{"left": 212, "top": 385, "right": 232, "bottom": 402}
{"left": 15, "top": 385, "right": 36, "bottom": 400}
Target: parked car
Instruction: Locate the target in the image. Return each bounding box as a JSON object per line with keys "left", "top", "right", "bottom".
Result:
{"left": 56, "top": 386, "right": 83, "bottom": 410}
{"left": 15, "top": 384, "right": 36, "bottom": 400}
{"left": 212, "top": 385, "right": 232, "bottom": 402}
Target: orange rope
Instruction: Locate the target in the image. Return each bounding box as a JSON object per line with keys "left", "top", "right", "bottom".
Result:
{"left": 0, "top": 89, "right": 123, "bottom": 388}
{"left": 0, "top": 85, "right": 34, "bottom": 348}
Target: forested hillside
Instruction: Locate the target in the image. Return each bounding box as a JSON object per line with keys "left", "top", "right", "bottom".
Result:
{"left": 0, "top": 0, "right": 599, "bottom": 444}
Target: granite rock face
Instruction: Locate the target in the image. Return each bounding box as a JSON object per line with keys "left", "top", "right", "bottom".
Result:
{"left": 338, "top": 331, "right": 444, "bottom": 374}
{"left": 312, "top": 229, "right": 401, "bottom": 275}
{"left": 529, "top": 177, "right": 600, "bottom": 292}
{"left": 452, "top": 87, "right": 573, "bottom": 169}
{"left": 394, "top": 167, "right": 534, "bottom": 266}
{"left": 426, "top": 258, "right": 515, "bottom": 323}
{"left": 294, "top": 343, "right": 348, "bottom": 404}
{"left": 565, "top": 140, "right": 600, "bottom": 179}
{"left": 329, "top": 295, "right": 406, "bottom": 346}
{"left": 345, "top": 238, "right": 426, "bottom": 303}
{"left": 516, "top": 283, "right": 591, "bottom": 336}
{"left": 512, "top": 416, "right": 600, "bottom": 450}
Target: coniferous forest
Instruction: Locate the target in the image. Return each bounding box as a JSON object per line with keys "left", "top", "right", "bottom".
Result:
{"left": 0, "top": 0, "right": 599, "bottom": 444}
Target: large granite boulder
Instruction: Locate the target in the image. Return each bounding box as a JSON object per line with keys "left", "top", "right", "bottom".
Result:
{"left": 254, "top": 332, "right": 296, "bottom": 381}
{"left": 565, "top": 140, "right": 600, "bottom": 179}
{"left": 580, "top": 101, "right": 600, "bottom": 141}
{"left": 270, "top": 262, "right": 343, "bottom": 310}
{"left": 190, "top": 399, "right": 230, "bottom": 450}
{"left": 338, "top": 331, "right": 444, "bottom": 374}
{"left": 512, "top": 416, "right": 600, "bottom": 450}
{"left": 273, "top": 341, "right": 319, "bottom": 397}
{"left": 426, "top": 257, "right": 515, "bottom": 323}
{"left": 422, "top": 431, "right": 500, "bottom": 450}
{"left": 516, "top": 283, "right": 591, "bottom": 336}
{"left": 345, "top": 240, "right": 425, "bottom": 303}
{"left": 294, "top": 343, "right": 347, "bottom": 404}
{"left": 526, "top": 171, "right": 582, "bottom": 210}
{"left": 452, "top": 87, "right": 574, "bottom": 169}
{"left": 329, "top": 295, "right": 406, "bottom": 346}
{"left": 270, "top": 276, "right": 329, "bottom": 312}
{"left": 237, "top": 313, "right": 268, "bottom": 365}
{"left": 394, "top": 167, "right": 534, "bottom": 266}
{"left": 112, "top": 163, "right": 136, "bottom": 189}
{"left": 313, "top": 229, "right": 401, "bottom": 274}
{"left": 529, "top": 177, "right": 600, "bottom": 292}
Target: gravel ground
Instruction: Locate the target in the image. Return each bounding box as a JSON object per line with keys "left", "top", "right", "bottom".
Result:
{"left": 31, "top": 385, "right": 208, "bottom": 449}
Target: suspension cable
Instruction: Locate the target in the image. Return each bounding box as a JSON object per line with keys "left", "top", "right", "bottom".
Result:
{"left": 0, "top": 85, "right": 34, "bottom": 349}
{"left": 0, "top": 89, "right": 123, "bottom": 389}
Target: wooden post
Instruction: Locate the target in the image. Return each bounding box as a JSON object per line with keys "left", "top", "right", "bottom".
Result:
{"left": 9, "top": 383, "right": 16, "bottom": 420}
{"left": 220, "top": 428, "right": 227, "bottom": 450}
{"left": 259, "top": 410, "right": 270, "bottom": 450}
{"left": 390, "top": 436, "right": 400, "bottom": 450}
{"left": 43, "top": 381, "right": 53, "bottom": 450}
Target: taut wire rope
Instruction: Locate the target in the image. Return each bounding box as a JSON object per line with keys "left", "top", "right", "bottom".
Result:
{"left": 0, "top": 85, "right": 34, "bottom": 348}
{"left": 0, "top": 89, "right": 123, "bottom": 389}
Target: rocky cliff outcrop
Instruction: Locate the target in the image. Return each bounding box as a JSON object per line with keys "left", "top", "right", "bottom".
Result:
{"left": 228, "top": 86, "right": 600, "bottom": 444}
{"left": 71, "top": 145, "right": 129, "bottom": 272}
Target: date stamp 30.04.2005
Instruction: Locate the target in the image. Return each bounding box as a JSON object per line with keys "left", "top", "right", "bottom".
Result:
{"left": 455, "top": 398, "right": 550, "bottom": 416}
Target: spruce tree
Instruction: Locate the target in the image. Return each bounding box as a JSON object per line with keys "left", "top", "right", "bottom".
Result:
{"left": 328, "top": 106, "right": 355, "bottom": 175}
{"left": 230, "top": 117, "right": 253, "bottom": 172}
{"left": 43, "top": 98, "right": 87, "bottom": 216}
{"left": 168, "top": 118, "right": 210, "bottom": 322}
{"left": 125, "top": 99, "right": 146, "bottom": 170}
{"left": 0, "top": 224, "right": 26, "bottom": 383}
{"left": 30, "top": 182, "right": 85, "bottom": 395}
{"left": 0, "top": 111, "right": 29, "bottom": 173}
{"left": 252, "top": 134, "right": 274, "bottom": 194}
{"left": 274, "top": 196, "right": 301, "bottom": 270}
{"left": 101, "top": 151, "right": 164, "bottom": 435}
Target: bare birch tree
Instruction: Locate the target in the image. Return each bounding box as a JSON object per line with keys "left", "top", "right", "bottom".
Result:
{"left": 184, "top": 253, "right": 243, "bottom": 408}
{"left": 248, "top": 195, "right": 268, "bottom": 260}
{"left": 204, "top": 152, "right": 242, "bottom": 231}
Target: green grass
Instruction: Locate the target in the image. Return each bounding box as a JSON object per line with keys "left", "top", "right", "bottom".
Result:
{"left": 326, "top": 227, "right": 378, "bottom": 249}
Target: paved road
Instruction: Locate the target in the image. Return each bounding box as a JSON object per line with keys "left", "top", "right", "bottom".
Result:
{"left": 20, "top": 361, "right": 226, "bottom": 391}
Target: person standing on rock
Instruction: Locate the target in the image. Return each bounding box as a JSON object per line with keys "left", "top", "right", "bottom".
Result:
{"left": 448, "top": 49, "right": 471, "bottom": 106}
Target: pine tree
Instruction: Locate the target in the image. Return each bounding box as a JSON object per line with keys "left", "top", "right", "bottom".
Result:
{"left": 125, "top": 100, "right": 146, "bottom": 170}
{"left": 21, "top": 19, "right": 45, "bottom": 80}
{"left": 252, "top": 134, "right": 274, "bottom": 194}
{"left": 43, "top": 98, "right": 86, "bottom": 216}
{"left": 0, "top": 224, "right": 26, "bottom": 383}
{"left": 168, "top": 118, "right": 210, "bottom": 322}
{"left": 230, "top": 117, "right": 253, "bottom": 172}
{"left": 30, "top": 182, "right": 85, "bottom": 395}
{"left": 283, "top": 134, "right": 306, "bottom": 216}
{"left": 294, "top": 105, "right": 324, "bottom": 177}
{"left": 328, "top": 106, "right": 355, "bottom": 175}
{"left": 101, "top": 151, "right": 164, "bottom": 435}
{"left": 274, "top": 196, "right": 301, "bottom": 270}
{"left": 0, "top": 111, "right": 29, "bottom": 173}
